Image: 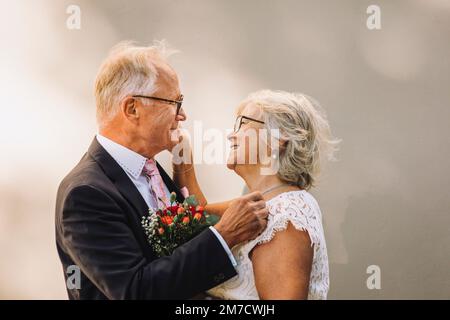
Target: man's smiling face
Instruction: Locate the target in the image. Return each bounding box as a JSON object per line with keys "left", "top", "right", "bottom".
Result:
{"left": 134, "top": 59, "right": 187, "bottom": 155}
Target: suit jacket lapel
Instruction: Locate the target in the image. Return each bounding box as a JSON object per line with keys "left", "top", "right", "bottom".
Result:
{"left": 87, "top": 138, "right": 149, "bottom": 219}
{"left": 88, "top": 138, "right": 185, "bottom": 213}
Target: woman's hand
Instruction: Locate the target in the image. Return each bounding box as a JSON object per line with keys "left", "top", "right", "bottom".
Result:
{"left": 171, "top": 128, "right": 207, "bottom": 206}
{"left": 171, "top": 128, "right": 194, "bottom": 172}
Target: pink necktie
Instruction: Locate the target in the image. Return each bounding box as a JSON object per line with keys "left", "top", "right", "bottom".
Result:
{"left": 143, "top": 159, "right": 170, "bottom": 208}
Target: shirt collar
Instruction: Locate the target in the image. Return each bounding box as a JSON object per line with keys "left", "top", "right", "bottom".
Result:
{"left": 96, "top": 134, "right": 147, "bottom": 179}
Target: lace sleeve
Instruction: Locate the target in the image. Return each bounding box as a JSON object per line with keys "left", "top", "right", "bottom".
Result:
{"left": 254, "top": 191, "right": 325, "bottom": 248}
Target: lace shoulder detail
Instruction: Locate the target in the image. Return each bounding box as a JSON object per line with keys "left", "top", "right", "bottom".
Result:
{"left": 207, "top": 190, "right": 329, "bottom": 300}
{"left": 255, "top": 190, "right": 325, "bottom": 247}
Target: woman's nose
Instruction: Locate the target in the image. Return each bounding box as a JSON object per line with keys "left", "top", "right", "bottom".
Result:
{"left": 227, "top": 131, "right": 236, "bottom": 141}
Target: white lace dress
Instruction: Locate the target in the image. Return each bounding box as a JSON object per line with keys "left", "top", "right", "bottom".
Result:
{"left": 207, "top": 190, "right": 329, "bottom": 300}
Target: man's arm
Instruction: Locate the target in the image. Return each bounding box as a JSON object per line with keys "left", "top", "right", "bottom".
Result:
{"left": 60, "top": 185, "right": 236, "bottom": 299}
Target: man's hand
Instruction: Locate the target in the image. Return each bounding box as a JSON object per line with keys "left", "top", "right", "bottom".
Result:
{"left": 214, "top": 191, "right": 269, "bottom": 248}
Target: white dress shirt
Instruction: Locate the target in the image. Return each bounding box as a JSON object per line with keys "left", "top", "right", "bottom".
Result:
{"left": 96, "top": 134, "right": 237, "bottom": 267}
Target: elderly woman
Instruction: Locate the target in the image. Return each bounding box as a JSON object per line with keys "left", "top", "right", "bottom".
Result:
{"left": 175, "top": 90, "right": 338, "bottom": 300}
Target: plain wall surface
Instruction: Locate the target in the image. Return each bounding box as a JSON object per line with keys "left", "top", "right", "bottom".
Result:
{"left": 0, "top": 0, "right": 449, "bottom": 299}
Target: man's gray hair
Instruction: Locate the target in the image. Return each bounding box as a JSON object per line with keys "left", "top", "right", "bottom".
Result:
{"left": 94, "top": 40, "right": 176, "bottom": 127}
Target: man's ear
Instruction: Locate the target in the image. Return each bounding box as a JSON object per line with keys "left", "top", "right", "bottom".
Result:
{"left": 121, "top": 96, "right": 139, "bottom": 122}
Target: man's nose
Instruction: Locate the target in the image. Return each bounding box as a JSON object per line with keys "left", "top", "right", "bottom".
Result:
{"left": 175, "top": 107, "right": 187, "bottom": 122}
{"left": 227, "top": 131, "right": 236, "bottom": 141}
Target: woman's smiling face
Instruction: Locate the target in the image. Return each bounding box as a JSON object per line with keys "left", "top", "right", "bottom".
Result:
{"left": 226, "top": 103, "right": 267, "bottom": 171}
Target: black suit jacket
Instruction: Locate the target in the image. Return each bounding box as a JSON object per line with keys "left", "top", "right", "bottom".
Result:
{"left": 55, "top": 138, "right": 236, "bottom": 299}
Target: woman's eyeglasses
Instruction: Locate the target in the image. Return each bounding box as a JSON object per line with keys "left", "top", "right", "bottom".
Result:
{"left": 234, "top": 115, "right": 265, "bottom": 133}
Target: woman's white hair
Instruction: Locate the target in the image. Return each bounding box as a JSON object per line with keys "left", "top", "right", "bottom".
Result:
{"left": 238, "top": 90, "right": 340, "bottom": 190}
{"left": 94, "top": 40, "right": 176, "bottom": 127}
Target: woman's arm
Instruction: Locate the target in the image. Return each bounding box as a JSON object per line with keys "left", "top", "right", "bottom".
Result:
{"left": 204, "top": 200, "right": 231, "bottom": 217}
{"left": 250, "top": 222, "right": 314, "bottom": 299}
{"left": 172, "top": 153, "right": 233, "bottom": 216}
{"left": 173, "top": 162, "right": 207, "bottom": 206}
{"left": 172, "top": 131, "right": 232, "bottom": 215}
{"left": 173, "top": 165, "right": 230, "bottom": 217}
{"left": 172, "top": 131, "right": 208, "bottom": 206}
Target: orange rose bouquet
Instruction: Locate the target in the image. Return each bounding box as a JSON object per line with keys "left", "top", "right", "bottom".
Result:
{"left": 141, "top": 192, "right": 219, "bottom": 257}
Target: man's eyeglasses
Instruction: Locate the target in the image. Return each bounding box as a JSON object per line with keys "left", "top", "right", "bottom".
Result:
{"left": 132, "top": 94, "right": 184, "bottom": 116}
{"left": 234, "top": 115, "right": 265, "bottom": 133}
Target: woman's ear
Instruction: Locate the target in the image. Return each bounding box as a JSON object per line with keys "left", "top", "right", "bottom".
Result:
{"left": 121, "top": 96, "right": 139, "bottom": 122}
{"left": 279, "top": 138, "right": 288, "bottom": 153}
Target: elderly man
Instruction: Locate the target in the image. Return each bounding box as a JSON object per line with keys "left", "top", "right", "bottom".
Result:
{"left": 55, "top": 42, "right": 268, "bottom": 300}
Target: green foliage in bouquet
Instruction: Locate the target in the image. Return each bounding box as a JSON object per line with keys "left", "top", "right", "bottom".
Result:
{"left": 141, "top": 192, "right": 220, "bottom": 257}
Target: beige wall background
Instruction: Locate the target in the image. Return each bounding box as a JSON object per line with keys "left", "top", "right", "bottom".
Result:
{"left": 0, "top": 0, "right": 449, "bottom": 299}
